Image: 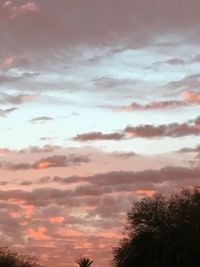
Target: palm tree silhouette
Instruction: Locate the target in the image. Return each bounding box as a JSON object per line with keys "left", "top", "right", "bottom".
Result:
{"left": 75, "top": 257, "right": 93, "bottom": 267}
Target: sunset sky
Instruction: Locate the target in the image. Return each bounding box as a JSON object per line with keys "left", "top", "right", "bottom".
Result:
{"left": 0, "top": 0, "right": 200, "bottom": 266}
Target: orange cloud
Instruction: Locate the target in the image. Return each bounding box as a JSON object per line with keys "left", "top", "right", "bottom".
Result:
{"left": 182, "top": 91, "right": 200, "bottom": 103}
{"left": 47, "top": 216, "right": 65, "bottom": 223}
{"left": 27, "top": 227, "right": 50, "bottom": 241}
{"left": 58, "top": 228, "right": 83, "bottom": 238}
{"left": 97, "top": 230, "right": 123, "bottom": 239}
{"left": 36, "top": 161, "right": 56, "bottom": 169}
{"left": 135, "top": 189, "right": 156, "bottom": 197}
{"left": 8, "top": 199, "right": 35, "bottom": 218}
{"left": 9, "top": 211, "right": 19, "bottom": 218}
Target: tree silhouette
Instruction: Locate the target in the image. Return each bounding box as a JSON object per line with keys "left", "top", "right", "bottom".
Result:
{"left": 0, "top": 248, "right": 41, "bottom": 267}
{"left": 75, "top": 257, "right": 93, "bottom": 267}
{"left": 113, "top": 187, "right": 200, "bottom": 267}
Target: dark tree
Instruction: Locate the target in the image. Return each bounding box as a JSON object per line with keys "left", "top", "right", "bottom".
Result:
{"left": 75, "top": 257, "right": 93, "bottom": 267}
{"left": 113, "top": 187, "right": 200, "bottom": 267}
{"left": 0, "top": 248, "right": 41, "bottom": 267}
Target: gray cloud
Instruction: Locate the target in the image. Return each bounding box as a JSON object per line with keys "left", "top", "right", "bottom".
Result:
{"left": 1, "top": 166, "right": 200, "bottom": 205}
{"left": 165, "top": 58, "right": 185, "bottom": 65}
{"left": 124, "top": 120, "right": 200, "bottom": 138}
{"left": 73, "top": 132, "right": 125, "bottom": 142}
{"left": 0, "top": 164, "right": 199, "bottom": 267}
{"left": 0, "top": 154, "right": 90, "bottom": 171}
{"left": 166, "top": 73, "right": 200, "bottom": 90}
{"left": 0, "top": 0, "right": 200, "bottom": 67}
{"left": 1, "top": 93, "right": 38, "bottom": 105}
{"left": 0, "top": 107, "right": 18, "bottom": 117}
{"left": 73, "top": 116, "right": 200, "bottom": 141}
{"left": 30, "top": 116, "right": 54, "bottom": 124}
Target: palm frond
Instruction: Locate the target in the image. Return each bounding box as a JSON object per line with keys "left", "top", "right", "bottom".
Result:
{"left": 75, "top": 257, "right": 93, "bottom": 267}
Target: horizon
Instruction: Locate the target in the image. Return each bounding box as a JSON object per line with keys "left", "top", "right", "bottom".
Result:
{"left": 0, "top": 0, "right": 200, "bottom": 266}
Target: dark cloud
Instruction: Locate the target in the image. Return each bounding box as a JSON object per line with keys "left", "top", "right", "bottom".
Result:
{"left": 112, "top": 152, "right": 137, "bottom": 159}
{"left": 178, "top": 145, "right": 200, "bottom": 158}
{"left": 73, "top": 116, "right": 200, "bottom": 141}
{"left": 1, "top": 0, "right": 200, "bottom": 65}
{"left": 119, "top": 100, "right": 185, "bottom": 111}
{"left": 167, "top": 73, "right": 200, "bottom": 90}
{"left": 0, "top": 72, "right": 38, "bottom": 84}
{"left": 40, "top": 137, "right": 55, "bottom": 141}
{"left": 117, "top": 91, "right": 200, "bottom": 112}
{"left": 0, "top": 154, "right": 90, "bottom": 171}
{"left": 34, "top": 155, "right": 90, "bottom": 169}
{"left": 30, "top": 116, "right": 54, "bottom": 123}
{"left": 1, "top": 166, "right": 200, "bottom": 204}
{"left": 165, "top": 58, "right": 185, "bottom": 65}
{"left": 0, "top": 74, "right": 21, "bottom": 83}
{"left": 94, "top": 77, "right": 139, "bottom": 88}
{"left": 19, "top": 145, "right": 61, "bottom": 154}
{"left": 0, "top": 164, "right": 199, "bottom": 267}
{"left": 0, "top": 107, "right": 17, "bottom": 117}
{"left": 73, "top": 132, "right": 125, "bottom": 142}
{"left": 190, "top": 54, "right": 200, "bottom": 63}
{"left": 0, "top": 93, "right": 38, "bottom": 105}
{"left": 20, "top": 181, "right": 33, "bottom": 186}
{"left": 124, "top": 121, "right": 200, "bottom": 138}
{"left": 77, "top": 166, "right": 200, "bottom": 188}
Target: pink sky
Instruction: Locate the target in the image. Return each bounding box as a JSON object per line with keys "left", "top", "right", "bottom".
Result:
{"left": 0, "top": 0, "right": 200, "bottom": 266}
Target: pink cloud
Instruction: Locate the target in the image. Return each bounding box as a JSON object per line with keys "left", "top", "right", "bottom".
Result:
{"left": 2, "top": 94, "right": 38, "bottom": 105}
{"left": 0, "top": 0, "right": 200, "bottom": 64}
{"left": 0, "top": 164, "right": 199, "bottom": 267}
{"left": 27, "top": 227, "right": 50, "bottom": 241}
{"left": 2, "top": 53, "right": 31, "bottom": 69}
{"left": 0, "top": 155, "right": 90, "bottom": 171}
{"left": 47, "top": 217, "right": 64, "bottom": 223}
{"left": 4, "top": 1, "right": 39, "bottom": 19}
{"left": 119, "top": 91, "right": 200, "bottom": 112}
{"left": 182, "top": 91, "right": 200, "bottom": 103}
{"left": 36, "top": 161, "right": 57, "bottom": 169}
{"left": 4, "top": 56, "right": 15, "bottom": 67}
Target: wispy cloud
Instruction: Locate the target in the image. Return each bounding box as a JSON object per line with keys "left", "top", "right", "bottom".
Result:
{"left": 0, "top": 107, "right": 17, "bottom": 117}
{"left": 30, "top": 116, "right": 54, "bottom": 124}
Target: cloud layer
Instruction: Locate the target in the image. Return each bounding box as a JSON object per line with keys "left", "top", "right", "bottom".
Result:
{"left": 1, "top": 1, "right": 200, "bottom": 267}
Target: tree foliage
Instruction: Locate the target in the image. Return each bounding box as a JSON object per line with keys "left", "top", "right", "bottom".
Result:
{"left": 113, "top": 188, "right": 200, "bottom": 267}
{"left": 75, "top": 257, "right": 93, "bottom": 267}
{"left": 0, "top": 248, "right": 41, "bottom": 267}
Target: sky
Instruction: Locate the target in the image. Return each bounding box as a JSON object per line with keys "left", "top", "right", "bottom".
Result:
{"left": 0, "top": 0, "right": 200, "bottom": 266}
